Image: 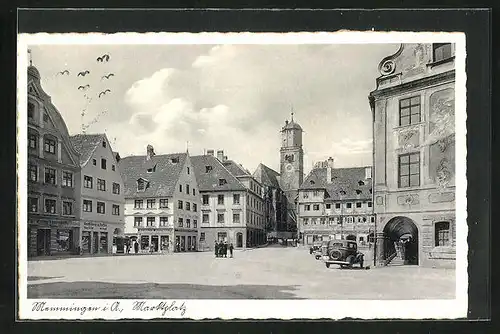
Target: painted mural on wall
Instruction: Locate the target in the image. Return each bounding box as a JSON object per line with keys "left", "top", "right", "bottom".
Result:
{"left": 426, "top": 88, "right": 455, "bottom": 191}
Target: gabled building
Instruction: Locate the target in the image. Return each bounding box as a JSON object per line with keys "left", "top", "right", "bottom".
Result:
{"left": 253, "top": 163, "right": 290, "bottom": 240}
{"left": 119, "top": 145, "right": 201, "bottom": 253}
{"left": 70, "top": 133, "right": 125, "bottom": 255}
{"left": 298, "top": 157, "right": 375, "bottom": 246}
{"left": 27, "top": 65, "right": 82, "bottom": 257}
{"left": 191, "top": 150, "right": 266, "bottom": 249}
{"left": 369, "top": 43, "right": 456, "bottom": 268}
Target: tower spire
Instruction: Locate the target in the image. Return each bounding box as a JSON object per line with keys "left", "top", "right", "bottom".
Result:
{"left": 27, "top": 49, "right": 33, "bottom": 66}
{"left": 290, "top": 104, "right": 294, "bottom": 122}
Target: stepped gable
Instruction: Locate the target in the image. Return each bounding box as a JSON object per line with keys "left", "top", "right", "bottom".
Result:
{"left": 70, "top": 133, "right": 105, "bottom": 166}
{"left": 119, "top": 153, "right": 187, "bottom": 198}
{"left": 300, "top": 166, "right": 373, "bottom": 201}
{"left": 191, "top": 155, "right": 246, "bottom": 192}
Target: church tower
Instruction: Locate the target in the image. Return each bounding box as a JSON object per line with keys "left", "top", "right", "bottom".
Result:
{"left": 279, "top": 112, "right": 304, "bottom": 203}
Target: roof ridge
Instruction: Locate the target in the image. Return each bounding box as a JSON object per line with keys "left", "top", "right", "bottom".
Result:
{"left": 70, "top": 133, "right": 105, "bottom": 167}
{"left": 213, "top": 157, "right": 248, "bottom": 188}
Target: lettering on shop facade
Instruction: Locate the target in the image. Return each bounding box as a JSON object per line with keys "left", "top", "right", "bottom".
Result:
{"left": 83, "top": 222, "right": 108, "bottom": 231}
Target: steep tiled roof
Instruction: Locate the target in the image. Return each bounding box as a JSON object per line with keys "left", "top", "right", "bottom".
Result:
{"left": 191, "top": 155, "right": 246, "bottom": 192}
{"left": 300, "top": 167, "right": 373, "bottom": 201}
{"left": 221, "top": 160, "right": 251, "bottom": 176}
{"left": 281, "top": 120, "right": 303, "bottom": 131}
{"left": 119, "top": 153, "right": 187, "bottom": 198}
{"left": 253, "top": 163, "right": 281, "bottom": 189}
{"left": 70, "top": 134, "right": 105, "bottom": 166}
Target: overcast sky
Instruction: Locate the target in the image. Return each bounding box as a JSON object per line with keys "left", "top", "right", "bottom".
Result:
{"left": 29, "top": 43, "right": 399, "bottom": 175}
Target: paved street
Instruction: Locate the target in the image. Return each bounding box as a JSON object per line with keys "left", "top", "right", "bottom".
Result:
{"left": 27, "top": 247, "right": 455, "bottom": 299}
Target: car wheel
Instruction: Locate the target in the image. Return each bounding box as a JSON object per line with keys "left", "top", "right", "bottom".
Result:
{"left": 309, "top": 249, "right": 313, "bottom": 254}
{"left": 329, "top": 250, "right": 342, "bottom": 260}
{"left": 326, "top": 263, "right": 330, "bottom": 268}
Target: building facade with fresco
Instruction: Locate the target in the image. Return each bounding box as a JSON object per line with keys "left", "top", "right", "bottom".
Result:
{"left": 70, "top": 133, "right": 125, "bottom": 255}
{"left": 120, "top": 146, "right": 201, "bottom": 253}
{"left": 369, "top": 43, "right": 456, "bottom": 268}
{"left": 298, "top": 158, "right": 375, "bottom": 246}
{"left": 27, "top": 65, "right": 82, "bottom": 257}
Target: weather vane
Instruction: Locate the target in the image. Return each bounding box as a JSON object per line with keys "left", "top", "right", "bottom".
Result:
{"left": 291, "top": 104, "right": 294, "bottom": 121}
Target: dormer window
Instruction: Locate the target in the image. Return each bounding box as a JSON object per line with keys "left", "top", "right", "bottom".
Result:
{"left": 147, "top": 164, "right": 156, "bottom": 173}
{"left": 310, "top": 180, "right": 315, "bottom": 185}
{"left": 102, "top": 140, "right": 106, "bottom": 148}
{"left": 219, "top": 179, "right": 227, "bottom": 186}
{"left": 137, "top": 178, "right": 148, "bottom": 192}
{"left": 205, "top": 166, "right": 213, "bottom": 173}
{"left": 171, "top": 157, "right": 179, "bottom": 164}
{"left": 339, "top": 190, "right": 346, "bottom": 196}
{"left": 355, "top": 189, "right": 362, "bottom": 195}
{"left": 358, "top": 180, "right": 365, "bottom": 186}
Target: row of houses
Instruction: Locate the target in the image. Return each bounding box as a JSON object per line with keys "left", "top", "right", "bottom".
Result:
{"left": 27, "top": 63, "right": 287, "bottom": 257}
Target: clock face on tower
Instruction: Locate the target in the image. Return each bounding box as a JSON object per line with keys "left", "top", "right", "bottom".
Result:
{"left": 285, "top": 163, "right": 295, "bottom": 173}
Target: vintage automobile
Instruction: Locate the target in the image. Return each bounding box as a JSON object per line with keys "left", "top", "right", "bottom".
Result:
{"left": 313, "top": 241, "right": 329, "bottom": 260}
{"left": 322, "top": 240, "right": 365, "bottom": 269}
{"left": 309, "top": 241, "right": 323, "bottom": 255}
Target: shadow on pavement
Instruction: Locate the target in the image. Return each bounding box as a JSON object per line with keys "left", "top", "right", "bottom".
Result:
{"left": 28, "top": 282, "right": 304, "bottom": 299}
{"left": 27, "top": 276, "right": 64, "bottom": 281}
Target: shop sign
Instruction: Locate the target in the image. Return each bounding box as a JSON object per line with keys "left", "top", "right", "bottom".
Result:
{"left": 83, "top": 221, "right": 108, "bottom": 231}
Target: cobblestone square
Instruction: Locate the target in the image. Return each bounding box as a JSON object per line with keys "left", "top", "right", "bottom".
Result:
{"left": 27, "top": 247, "right": 456, "bottom": 299}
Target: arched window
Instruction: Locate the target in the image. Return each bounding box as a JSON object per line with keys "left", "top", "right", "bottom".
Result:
{"left": 435, "top": 221, "right": 450, "bottom": 246}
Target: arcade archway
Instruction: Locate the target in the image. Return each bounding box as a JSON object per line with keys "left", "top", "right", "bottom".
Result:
{"left": 383, "top": 216, "right": 419, "bottom": 265}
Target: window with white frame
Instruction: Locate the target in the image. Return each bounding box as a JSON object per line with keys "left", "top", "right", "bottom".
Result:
{"left": 159, "top": 199, "right": 169, "bottom": 208}
{"left": 178, "top": 217, "right": 183, "bottom": 227}
{"left": 28, "top": 133, "right": 37, "bottom": 149}
{"left": 112, "top": 204, "right": 120, "bottom": 215}
{"left": 83, "top": 200, "right": 92, "bottom": 212}
{"left": 62, "top": 171, "right": 73, "bottom": 187}
{"left": 134, "top": 217, "right": 142, "bottom": 227}
{"left": 112, "top": 182, "right": 120, "bottom": 194}
{"left": 134, "top": 200, "right": 143, "bottom": 209}
{"left": 45, "top": 199, "right": 56, "bottom": 214}
{"left": 63, "top": 201, "right": 73, "bottom": 215}
{"left": 28, "top": 163, "right": 38, "bottom": 182}
{"left": 202, "top": 213, "right": 209, "bottom": 224}
{"left": 97, "top": 178, "right": 106, "bottom": 191}
{"left": 44, "top": 167, "right": 56, "bottom": 185}
{"left": 159, "top": 216, "right": 169, "bottom": 226}
{"left": 84, "top": 175, "right": 93, "bottom": 188}
{"left": 28, "top": 197, "right": 38, "bottom": 212}
{"left": 147, "top": 217, "right": 155, "bottom": 227}
{"left": 97, "top": 202, "right": 105, "bottom": 214}
{"left": 44, "top": 137, "right": 56, "bottom": 154}
{"left": 147, "top": 199, "right": 155, "bottom": 209}
{"left": 186, "top": 202, "right": 191, "bottom": 211}
{"left": 435, "top": 221, "right": 451, "bottom": 246}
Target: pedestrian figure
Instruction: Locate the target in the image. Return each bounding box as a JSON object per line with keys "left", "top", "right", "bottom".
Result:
{"left": 229, "top": 243, "right": 234, "bottom": 258}
{"left": 134, "top": 240, "right": 139, "bottom": 254}
{"left": 215, "top": 241, "right": 219, "bottom": 258}
{"left": 223, "top": 241, "right": 228, "bottom": 258}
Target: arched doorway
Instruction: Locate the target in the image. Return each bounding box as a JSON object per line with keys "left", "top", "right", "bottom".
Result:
{"left": 236, "top": 232, "right": 243, "bottom": 248}
{"left": 383, "top": 216, "right": 419, "bottom": 265}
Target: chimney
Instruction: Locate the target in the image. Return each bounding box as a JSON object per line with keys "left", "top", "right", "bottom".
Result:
{"left": 326, "top": 164, "right": 332, "bottom": 184}
{"left": 327, "top": 157, "right": 335, "bottom": 168}
{"left": 224, "top": 155, "right": 228, "bottom": 161}
{"left": 217, "top": 150, "right": 224, "bottom": 161}
{"left": 146, "top": 144, "right": 155, "bottom": 160}
{"left": 207, "top": 149, "right": 214, "bottom": 156}
{"left": 365, "top": 166, "right": 372, "bottom": 179}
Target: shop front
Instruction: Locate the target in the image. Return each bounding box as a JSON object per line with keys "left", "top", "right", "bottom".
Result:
{"left": 174, "top": 229, "right": 199, "bottom": 252}
{"left": 132, "top": 227, "right": 173, "bottom": 254}
{"left": 80, "top": 221, "right": 124, "bottom": 255}
{"left": 28, "top": 219, "right": 80, "bottom": 257}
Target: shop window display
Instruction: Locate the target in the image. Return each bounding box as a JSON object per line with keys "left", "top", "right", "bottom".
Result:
{"left": 100, "top": 232, "right": 108, "bottom": 253}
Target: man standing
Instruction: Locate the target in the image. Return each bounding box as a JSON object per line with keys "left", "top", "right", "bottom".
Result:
{"left": 223, "top": 241, "right": 228, "bottom": 258}
{"left": 215, "top": 241, "right": 219, "bottom": 258}
{"left": 229, "top": 243, "right": 234, "bottom": 258}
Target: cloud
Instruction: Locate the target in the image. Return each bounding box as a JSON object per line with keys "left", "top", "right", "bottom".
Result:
{"left": 31, "top": 43, "right": 398, "bottom": 173}
{"left": 331, "top": 138, "right": 373, "bottom": 155}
